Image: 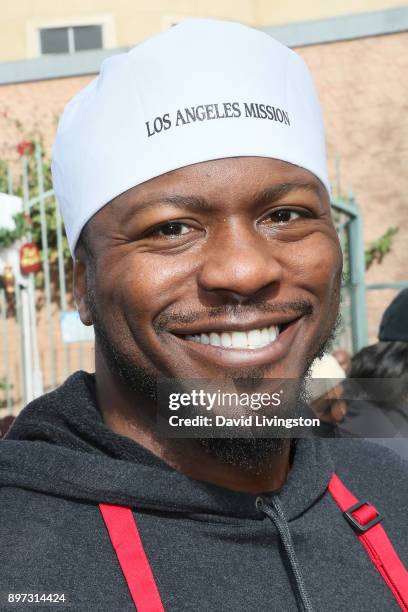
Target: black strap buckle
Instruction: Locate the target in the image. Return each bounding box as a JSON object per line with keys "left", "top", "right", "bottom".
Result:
{"left": 343, "top": 501, "right": 382, "bottom": 533}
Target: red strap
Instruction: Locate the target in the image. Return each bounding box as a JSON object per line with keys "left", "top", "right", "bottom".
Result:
{"left": 329, "top": 473, "right": 408, "bottom": 611}
{"left": 99, "top": 504, "right": 165, "bottom": 612}
{"left": 99, "top": 478, "right": 408, "bottom": 611}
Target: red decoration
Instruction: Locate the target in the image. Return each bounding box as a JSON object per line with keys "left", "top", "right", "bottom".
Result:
{"left": 20, "top": 242, "right": 41, "bottom": 275}
{"left": 16, "top": 140, "right": 35, "bottom": 157}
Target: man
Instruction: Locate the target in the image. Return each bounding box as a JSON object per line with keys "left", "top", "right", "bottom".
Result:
{"left": 1, "top": 20, "right": 407, "bottom": 612}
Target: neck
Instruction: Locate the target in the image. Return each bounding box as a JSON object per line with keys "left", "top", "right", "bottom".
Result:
{"left": 95, "top": 354, "right": 292, "bottom": 493}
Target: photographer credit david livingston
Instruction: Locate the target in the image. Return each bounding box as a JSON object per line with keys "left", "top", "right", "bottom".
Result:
{"left": 161, "top": 385, "right": 321, "bottom": 435}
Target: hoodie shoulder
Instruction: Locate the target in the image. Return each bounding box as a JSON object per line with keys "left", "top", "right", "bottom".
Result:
{"left": 328, "top": 437, "right": 408, "bottom": 480}
{"left": 327, "top": 439, "right": 408, "bottom": 521}
{"left": 0, "top": 485, "right": 131, "bottom": 609}
{"left": 325, "top": 439, "right": 408, "bottom": 567}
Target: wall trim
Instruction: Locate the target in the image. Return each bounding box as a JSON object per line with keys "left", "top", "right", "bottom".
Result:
{"left": 0, "top": 6, "right": 407, "bottom": 85}
{"left": 261, "top": 5, "right": 408, "bottom": 47}
{"left": 0, "top": 47, "right": 127, "bottom": 85}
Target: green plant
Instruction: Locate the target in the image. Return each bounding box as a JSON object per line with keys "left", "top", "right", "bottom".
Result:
{"left": 0, "top": 377, "right": 13, "bottom": 409}
{"left": 365, "top": 227, "right": 399, "bottom": 270}
{"left": 0, "top": 377, "right": 12, "bottom": 392}
{"left": 333, "top": 197, "right": 398, "bottom": 273}
{"left": 0, "top": 159, "right": 9, "bottom": 193}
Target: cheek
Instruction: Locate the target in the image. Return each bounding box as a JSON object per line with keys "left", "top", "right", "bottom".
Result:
{"left": 283, "top": 233, "right": 342, "bottom": 297}
{"left": 96, "top": 252, "right": 194, "bottom": 324}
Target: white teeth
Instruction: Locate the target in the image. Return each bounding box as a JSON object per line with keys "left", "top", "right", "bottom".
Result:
{"left": 261, "top": 327, "right": 270, "bottom": 345}
{"left": 247, "top": 329, "right": 262, "bottom": 347}
{"left": 221, "top": 332, "right": 232, "bottom": 348}
{"left": 184, "top": 325, "right": 280, "bottom": 350}
{"left": 209, "top": 332, "right": 221, "bottom": 346}
{"left": 269, "top": 326, "right": 278, "bottom": 343}
{"left": 231, "top": 331, "right": 247, "bottom": 348}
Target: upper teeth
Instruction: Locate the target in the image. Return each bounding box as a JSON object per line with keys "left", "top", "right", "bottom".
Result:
{"left": 185, "top": 325, "right": 279, "bottom": 349}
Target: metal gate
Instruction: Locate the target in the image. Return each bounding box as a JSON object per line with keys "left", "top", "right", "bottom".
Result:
{"left": 0, "top": 145, "right": 94, "bottom": 414}
{"left": 332, "top": 193, "right": 368, "bottom": 354}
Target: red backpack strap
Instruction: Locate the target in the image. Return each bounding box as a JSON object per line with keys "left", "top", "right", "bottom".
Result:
{"left": 99, "top": 504, "right": 165, "bottom": 612}
{"left": 329, "top": 473, "right": 408, "bottom": 611}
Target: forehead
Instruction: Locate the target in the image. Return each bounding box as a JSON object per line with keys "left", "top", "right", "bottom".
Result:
{"left": 105, "top": 156, "right": 327, "bottom": 214}
{"left": 165, "top": 157, "right": 319, "bottom": 187}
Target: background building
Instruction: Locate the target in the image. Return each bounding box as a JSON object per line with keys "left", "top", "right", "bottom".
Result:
{"left": 0, "top": 0, "right": 404, "bottom": 62}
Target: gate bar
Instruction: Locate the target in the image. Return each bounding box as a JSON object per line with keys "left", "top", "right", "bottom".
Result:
{"left": 36, "top": 144, "right": 56, "bottom": 388}
{"left": 0, "top": 289, "right": 12, "bottom": 413}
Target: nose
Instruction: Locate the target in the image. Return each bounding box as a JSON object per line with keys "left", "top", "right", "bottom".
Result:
{"left": 197, "top": 224, "right": 284, "bottom": 300}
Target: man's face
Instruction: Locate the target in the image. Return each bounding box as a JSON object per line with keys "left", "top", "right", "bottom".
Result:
{"left": 76, "top": 157, "right": 342, "bottom": 390}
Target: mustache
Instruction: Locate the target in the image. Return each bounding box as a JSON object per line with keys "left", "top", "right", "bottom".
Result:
{"left": 154, "top": 298, "right": 313, "bottom": 330}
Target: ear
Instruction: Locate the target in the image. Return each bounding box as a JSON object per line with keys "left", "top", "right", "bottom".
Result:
{"left": 73, "top": 255, "right": 93, "bottom": 326}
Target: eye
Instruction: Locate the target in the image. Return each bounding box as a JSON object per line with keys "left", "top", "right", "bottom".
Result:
{"left": 267, "top": 209, "right": 301, "bottom": 224}
{"left": 148, "top": 221, "right": 192, "bottom": 238}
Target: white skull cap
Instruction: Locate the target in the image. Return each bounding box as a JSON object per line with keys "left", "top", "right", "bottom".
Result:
{"left": 51, "top": 18, "right": 330, "bottom": 254}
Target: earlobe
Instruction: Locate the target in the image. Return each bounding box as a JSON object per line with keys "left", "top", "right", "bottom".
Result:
{"left": 73, "top": 257, "right": 93, "bottom": 326}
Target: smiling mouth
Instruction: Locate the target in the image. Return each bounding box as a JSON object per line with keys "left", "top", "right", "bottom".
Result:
{"left": 168, "top": 317, "right": 303, "bottom": 368}
{"left": 183, "top": 324, "right": 281, "bottom": 350}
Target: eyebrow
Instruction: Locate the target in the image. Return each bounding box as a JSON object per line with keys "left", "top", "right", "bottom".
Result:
{"left": 120, "top": 180, "right": 320, "bottom": 224}
{"left": 120, "top": 194, "right": 211, "bottom": 225}
{"left": 252, "top": 181, "right": 320, "bottom": 207}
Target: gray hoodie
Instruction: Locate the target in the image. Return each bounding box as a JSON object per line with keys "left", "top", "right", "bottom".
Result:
{"left": 0, "top": 372, "right": 407, "bottom": 611}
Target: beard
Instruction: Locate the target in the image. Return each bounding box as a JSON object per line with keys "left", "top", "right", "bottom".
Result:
{"left": 198, "top": 437, "right": 292, "bottom": 472}
{"left": 88, "top": 285, "right": 341, "bottom": 471}
{"left": 197, "top": 323, "right": 339, "bottom": 471}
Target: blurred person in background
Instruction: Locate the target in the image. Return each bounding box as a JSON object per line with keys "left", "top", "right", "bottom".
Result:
{"left": 0, "top": 415, "right": 14, "bottom": 439}
{"left": 308, "top": 353, "right": 347, "bottom": 425}
{"left": 332, "top": 348, "right": 352, "bottom": 374}
{"left": 341, "top": 289, "right": 408, "bottom": 459}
